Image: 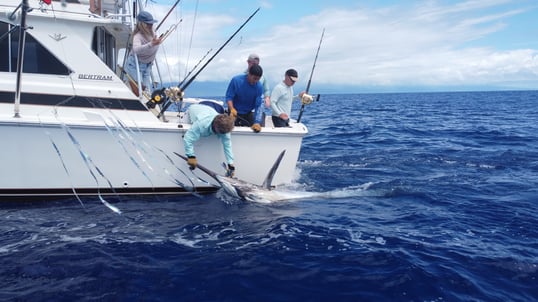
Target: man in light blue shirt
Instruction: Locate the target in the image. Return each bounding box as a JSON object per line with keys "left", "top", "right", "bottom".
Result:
{"left": 184, "top": 104, "right": 236, "bottom": 176}
{"left": 270, "top": 69, "right": 306, "bottom": 127}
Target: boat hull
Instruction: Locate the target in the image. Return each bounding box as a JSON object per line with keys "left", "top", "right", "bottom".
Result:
{"left": 0, "top": 106, "right": 306, "bottom": 201}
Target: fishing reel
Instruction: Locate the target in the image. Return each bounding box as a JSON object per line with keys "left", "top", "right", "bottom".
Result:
{"left": 166, "top": 86, "right": 184, "bottom": 101}
{"left": 146, "top": 87, "right": 184, "bottom": 109}
{"left": 301, "top": 93, "right": 315, "bottom": 105}
{"left": 146, "top": 88, "right": 166, "bottom": 109}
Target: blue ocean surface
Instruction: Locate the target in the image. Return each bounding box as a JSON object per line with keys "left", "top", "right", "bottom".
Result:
{"left": 1, "top": 91, "right": 537, "bottom": 301}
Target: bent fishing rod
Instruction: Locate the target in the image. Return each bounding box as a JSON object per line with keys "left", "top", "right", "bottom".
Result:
{"left": 297, "top": 28, "right": 325, "bottom": 123}
{"left": 156, "top": 7, "right": 261, "bottom": 118}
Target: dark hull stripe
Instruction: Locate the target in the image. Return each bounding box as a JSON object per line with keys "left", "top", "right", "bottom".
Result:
{"left": 0, "top": 91, "right": 148, "bottom": 111}
{"left": 0, "top": 186, "right": 219, "bottom": 202}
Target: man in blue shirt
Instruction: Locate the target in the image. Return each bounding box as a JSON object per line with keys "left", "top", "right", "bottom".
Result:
{"left": 226, "top": 65, "right": 264, "bottom": 133}
{"left": 184, "top": 104, "right": 236, "bottom": 176}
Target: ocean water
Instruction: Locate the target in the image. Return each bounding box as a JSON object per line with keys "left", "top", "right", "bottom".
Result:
{"left": 1, "top": 91, "right": 537, "bottom": 301}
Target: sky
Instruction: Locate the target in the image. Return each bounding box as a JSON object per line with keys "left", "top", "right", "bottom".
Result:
{"left": 144, "top": 0, "right": 538, "bottom": 94}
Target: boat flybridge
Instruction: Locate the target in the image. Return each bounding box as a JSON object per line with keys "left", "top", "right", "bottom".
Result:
{"left": 0, "top": 0, "right": 308, "bottom": 201}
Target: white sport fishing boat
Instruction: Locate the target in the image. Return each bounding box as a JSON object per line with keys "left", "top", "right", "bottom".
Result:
{"left": 0, "top": 0, "right": 308, "bottom": 201}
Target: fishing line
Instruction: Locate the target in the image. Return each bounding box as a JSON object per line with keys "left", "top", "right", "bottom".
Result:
{"left": 62, "top": 126, "right": 122, "bottom": 214}
{"left": 156, "top": 18, "right": 183, "bottom": 88}
{"left": 187, "top": 168, "right": 217, "bottom": 197}
{"left": 158, "top": 41, "right": 172, "bottom": 85}
{"left": 103, "top": 105, "right": 193, "bottom": 189}
{"left": 153, "top": 147, "right": 202, "bottom": 195}
{"left": 182, "top": 0, "right": 199, "bottom": 83}
{"left": 92, "top": 100, "right": 152, "bottom": 168}
{"left": 108, "top": 108, "right": 184, "bottom": 185}
{"left": 94, "top": 100, "right": 196, "bottom": 192}
{"left": 175, "top": 8, "right": 183, "bottom": 82}
{"left": 68, "top": 97, "right": 200, "bottom": 197}
{"left": 88, "top": 98, "right": 182, "bottom": 190}
{"left": 38, "top": 116, "right": 87, "bottom": 210}
{"left": 171, "top": 153, "right": 216, "bottom": 196}
{"left": 92, "top": 107, "right": 156, "bottom": 188}
{"left": 52, "top": 104, "right": 122, "bottom": 214}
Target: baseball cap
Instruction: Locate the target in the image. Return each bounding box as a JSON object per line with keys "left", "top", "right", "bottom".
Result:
{"left": 137, "top": 11, "right": 158, "bottom": 24}
{"left": 286, "top": 69, "right": 298, "bottom": 82}
{"left": 247, "top": 53, "right": 260, "bottom": 62}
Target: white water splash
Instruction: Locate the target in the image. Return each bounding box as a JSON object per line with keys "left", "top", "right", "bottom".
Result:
{"left": 243, "top": 182, "right": 376, "bottom": 204}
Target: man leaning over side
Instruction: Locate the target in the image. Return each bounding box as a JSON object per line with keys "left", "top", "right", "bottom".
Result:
{"left": 183, "top": 103, "right": 236, "bottom": 177}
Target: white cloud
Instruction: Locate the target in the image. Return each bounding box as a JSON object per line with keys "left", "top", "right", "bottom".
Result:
{"left": 152, "top": 1, "right": 538, "bottom": 92}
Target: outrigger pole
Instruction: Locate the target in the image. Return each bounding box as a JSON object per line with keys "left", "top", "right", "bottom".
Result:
{"left": 155, "top": 0, "right": 182, "bottom": 32}
{"left": 178, "top": 7, "right": 260, "bottom": 92}
{"left": 177, "top": 48, "right": 213, "bottom": 89}
{"left": 13, "top": 0, "right": 30, "bottom": 118}
{"left": 156, "top": 7, "right": 261, "bottom": 118}
{"left": 297, "top": 28, "right": 325, "bottom": 123}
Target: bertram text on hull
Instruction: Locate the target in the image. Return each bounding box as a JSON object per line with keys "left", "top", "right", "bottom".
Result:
{"left": 0, "top": 0, "right": 308, "bottom": 201}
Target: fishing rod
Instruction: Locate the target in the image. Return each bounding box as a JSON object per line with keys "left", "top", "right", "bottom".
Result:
{"left": 159, "top": 18, "right": 182, "bottom": 42}
{"left": 156, "top": 0, "right": 182, "bottom": 32}
{"left": 297, "top": 28, "right": 325, "bottom": 123}
{"left": 177, "top": 48, "right": 213, "bottom": 89}
{"left": 156, "top": 7, "right": 261, "bottom": 118}
{"left": 179, "top": 7, "right": 260, "bottom": 92}
{"left": 149, "top": 48, "right": 213, "bottom": 112}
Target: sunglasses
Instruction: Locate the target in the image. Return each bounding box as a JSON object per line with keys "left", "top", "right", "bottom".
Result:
{"left": 288, "top": 76, "right": 296, "bottom": 83}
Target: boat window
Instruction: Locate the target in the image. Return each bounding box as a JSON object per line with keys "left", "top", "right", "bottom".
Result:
{"left": 0, "top": 22, "right": 70, "bottom": 75}
{"left": 92, "top": 26, "right": 117, "bottom": 72}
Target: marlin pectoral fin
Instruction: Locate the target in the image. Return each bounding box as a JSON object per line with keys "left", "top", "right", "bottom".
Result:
{"left": 261, "top": 150, "right": 286, "bottom": 190}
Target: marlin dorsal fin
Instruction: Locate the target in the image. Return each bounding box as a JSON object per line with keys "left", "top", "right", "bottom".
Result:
{"left": 262, "top": 150, "right": 286, "bottom": 190}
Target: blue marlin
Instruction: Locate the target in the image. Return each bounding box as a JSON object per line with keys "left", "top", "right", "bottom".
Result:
{"left": 175, "top": 150, "right": 291, "bottom": 203}
{"left": 175, "top": 150, "right": 371, "bottom": 203}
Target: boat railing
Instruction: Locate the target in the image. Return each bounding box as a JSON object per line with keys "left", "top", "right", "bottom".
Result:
{"left": 27, "top": 1, "right": 135, "bottom": 25}
{"left": 89, "top": 0, "right": 133, "bottom": 24}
